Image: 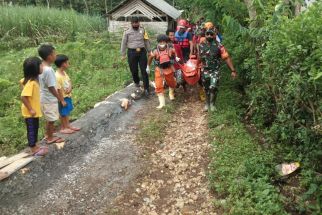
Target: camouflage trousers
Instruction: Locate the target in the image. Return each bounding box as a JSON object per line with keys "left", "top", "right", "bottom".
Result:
{"left": 201, "top": 69, "right": 220, "bottom": 106}
{"left": 201, "top": 69, "right": 220, "bottom": 92}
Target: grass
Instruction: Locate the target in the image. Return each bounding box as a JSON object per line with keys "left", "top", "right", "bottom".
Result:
{"left": 208, "top": 70, "right": 322, "bottom": 214}
{"left": 0, "top": 5, "right": 106, "bottom": 50}
{"left": 137, "top": 102, "right": 177, "bottom": 145}
{"left": 207, "top": 71, "right": 287, "bottom": 214}
{"left": 0, "top": 32, "right": 132, "bottom": 156}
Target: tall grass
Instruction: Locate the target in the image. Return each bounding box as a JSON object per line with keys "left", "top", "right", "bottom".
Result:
{"left": 0, "top": 5, "right": 106, "bottom": 49}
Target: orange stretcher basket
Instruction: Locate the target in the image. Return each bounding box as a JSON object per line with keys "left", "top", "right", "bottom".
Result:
{"left": 177, "top": 55, "right": 201, "bottom": 85}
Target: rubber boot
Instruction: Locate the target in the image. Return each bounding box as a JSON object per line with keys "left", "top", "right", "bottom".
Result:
{"left": 204, "top": 93, "right": 210, "bottom": 112}
{"left": 209, "top": 91, "right": 217, "bottom": 112}
{"left": 157, "top": 93, "right": 166, "bottom": 109}
{"left": 169, "top": 88, "right": 175, "bottom": 101}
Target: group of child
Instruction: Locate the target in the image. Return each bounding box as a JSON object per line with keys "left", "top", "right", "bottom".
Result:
{"left": 21, "top": 44, "right": 79, "bottom": 156}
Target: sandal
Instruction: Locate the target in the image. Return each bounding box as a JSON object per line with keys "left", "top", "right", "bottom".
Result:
{"left": 33, "top": 146, "right": 48, "bottom": 156}
{"left": 69, "top": 126, "right": 81, "bottom": 131}
{"left": 46, "top": 137, "right": 65, "bottom": 144}
{"left": 60, "top": 129, "right": 75, "bottom": 134}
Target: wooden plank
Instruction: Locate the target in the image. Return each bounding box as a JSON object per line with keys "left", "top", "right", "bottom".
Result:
{"left": 0, "top": 157, "right": 34, "bottom": 181}
{"left": 0, "top": 157, "right": 7, "bottom": 162}
{"left": 0, "top": 152, "right": 30, "bottom": 169}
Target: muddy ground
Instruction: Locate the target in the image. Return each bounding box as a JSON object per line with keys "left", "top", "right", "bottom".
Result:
{"left": 0, "top": 85, "right": 216, "bottom": 215}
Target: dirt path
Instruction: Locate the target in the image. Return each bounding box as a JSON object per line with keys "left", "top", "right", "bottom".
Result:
{"left": 111, "top": 89, "right": 216, "bottom": 215}
{"left": 0, "top": 86, "right": 216, "bottom": 215}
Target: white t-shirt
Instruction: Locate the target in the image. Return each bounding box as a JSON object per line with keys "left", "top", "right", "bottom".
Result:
{"left": 39, "top": 65, "right": 57, "bottom": 103}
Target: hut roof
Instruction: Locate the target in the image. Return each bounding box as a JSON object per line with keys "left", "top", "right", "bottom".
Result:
{"left": 107, "top": 0, "right": 182, "bottom": 20}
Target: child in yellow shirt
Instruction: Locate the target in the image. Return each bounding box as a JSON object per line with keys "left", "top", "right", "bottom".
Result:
{"left": 55, "top": 54, "right": 80, "bottom": 134}
{"left": 21, "top": 57, "right": 48, "bottom": 156}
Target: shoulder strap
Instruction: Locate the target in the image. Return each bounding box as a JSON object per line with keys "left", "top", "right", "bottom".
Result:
{"left": 168, "top": 47, "right": 172, "bottom": 57}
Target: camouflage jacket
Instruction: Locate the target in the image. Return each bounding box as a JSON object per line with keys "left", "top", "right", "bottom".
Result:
{"left": 198, "top": 41, "right": 221, "bottom": 72}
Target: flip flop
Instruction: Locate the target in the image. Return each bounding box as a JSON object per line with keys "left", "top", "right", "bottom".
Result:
{"left": 69, "top": 127, "right": 81, "bottom": 131}
{"left": 54, "top": 137, "right": 65, "bottom": 143}
{"left": 33, "top": 146, "right": 48, "bottom": 157}
{"left": 60, "top": 129, "right": 75, "bottom": 134}
{"left": 46, "top": 137, "right": 65, "bottom": 144}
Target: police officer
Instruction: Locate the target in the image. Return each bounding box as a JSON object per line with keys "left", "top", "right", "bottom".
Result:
{"left": 121, "top": 16, "right": 151, "bottom": 96}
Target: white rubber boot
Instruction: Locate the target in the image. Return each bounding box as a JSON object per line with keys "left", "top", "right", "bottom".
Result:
{"left": 210, "top": 92, "right": 217, "bottom": 112}
{"left": 169, "top": 88, "right": 175, "bottom": 101}
{"left": 204, "top": 94, "right": 210, "bottom": 112}
{"left": 156, "top": 93, "right": 166, "bottom": 109}
{"left": 210, "top": 103, "right": 217, "bottom": 112}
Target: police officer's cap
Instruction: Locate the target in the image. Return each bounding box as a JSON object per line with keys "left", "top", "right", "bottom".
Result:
{"left": 157, "top": 34, "right": 169, "bottom": 43}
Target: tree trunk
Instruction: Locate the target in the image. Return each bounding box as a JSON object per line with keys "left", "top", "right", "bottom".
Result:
{"left": 83, "top": 0, "right": 89, "bottom": 14}
{"left": 294, "top": 1, "right": 302, "bottom": 16}
{"left": 285, "top": 0, "right": 302, "bottom": 16}
{"left": 69, "top": 0, "right": 73, "bottom": 10}
{"left": 105, "top": 0, "right": 108, "bottom": 13}
{"left": 243, "top": 0, "right": 257, "bottom": 28}
{"left": 46, "top": 0, "right": 50, "bottom": 9}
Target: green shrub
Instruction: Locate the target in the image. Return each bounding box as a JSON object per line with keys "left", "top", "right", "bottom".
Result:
{"left": 247, "top": 3, "right": 322, "bottom": 165}
{"left": 208, "top": 74, "right": 286, "bottom": 214}
{"left": 221, "top": 3, "right": 322, "bottom": 213}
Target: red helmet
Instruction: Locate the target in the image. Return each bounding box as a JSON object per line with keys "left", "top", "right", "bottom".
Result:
{"left": 177, "top": 19, "right": 188, "bottom": 28}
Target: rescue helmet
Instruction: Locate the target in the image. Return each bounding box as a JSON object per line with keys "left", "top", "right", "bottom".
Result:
{"left": 177, "top": 19, "right": 188, "bottom": 28}
{"left": 157, "top": 34, "right": 169, "bottom": 43}
{"left": 204, "top": 21, "right": 214, "bottom": 30}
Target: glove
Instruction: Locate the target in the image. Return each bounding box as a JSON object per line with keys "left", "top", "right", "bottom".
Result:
{"left": 146, "top": 66, "right": 150, "bottom": 75}
{"left": 175, "top": 57, "right": 181, "bottom": 62}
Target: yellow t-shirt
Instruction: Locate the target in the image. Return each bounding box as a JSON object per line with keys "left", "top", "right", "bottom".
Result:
{"left": 21, "top": 80, "right": 42, "bottom": 118}
{"left": 55, "top": 71, "right": 72, "bottom": 98}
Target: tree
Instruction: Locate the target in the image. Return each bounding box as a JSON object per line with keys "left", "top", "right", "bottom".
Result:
{"left": 244, "top": 0, "right": 257, "bottom": 27}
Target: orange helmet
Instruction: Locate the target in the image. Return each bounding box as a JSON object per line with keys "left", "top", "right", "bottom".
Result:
{"left": 177, "top": 19, "right": 188, "bottom": 28}
{"left": 204, "top": 21, "right": 214, "bottom": 30}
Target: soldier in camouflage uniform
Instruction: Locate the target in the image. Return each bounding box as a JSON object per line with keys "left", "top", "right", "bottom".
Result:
{"left": 198, "top": 27, "right": 237, "bottom": 111}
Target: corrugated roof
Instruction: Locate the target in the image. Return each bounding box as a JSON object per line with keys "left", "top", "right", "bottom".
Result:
{"left": 145, "top": 0, "right": 182, "bottom": 19}
{"left": 107, "top": 0, "right": 182, "bottom": 19}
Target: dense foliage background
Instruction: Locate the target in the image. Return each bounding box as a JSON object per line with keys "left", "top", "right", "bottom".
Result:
{"left": 2, "top": 0, "right": 177, "bottom": 14}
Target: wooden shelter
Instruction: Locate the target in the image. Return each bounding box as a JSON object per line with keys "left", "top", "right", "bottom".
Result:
{"left": 106, "top": 0, "right": 182, "bottom": 33}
